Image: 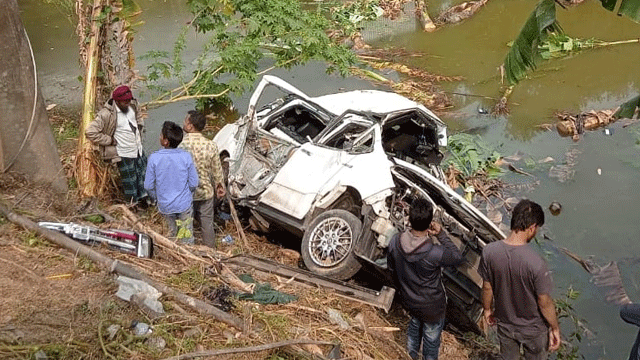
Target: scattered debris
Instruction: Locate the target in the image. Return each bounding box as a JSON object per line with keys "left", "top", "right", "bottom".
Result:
{"left": 549, "top": 202, "right": 562, "bottom": 216}
{"left": 0, "top": 324, "right": 24, "bottom": 344}
{"left": 492, "top": 86, "right": 513, "bottom": 116}
{"left": 34, "top": 350, "right": 48, "bottom": 360}
{"left": 145, "top": 335, "right": 166, "bottom": 351}
{"left": 507, "top": 163, "right": 534, "bottom": 177}
{"left": 326, "top": 308, "right": 351, "bottom": 330}
{"left": 106, "top": 324, "right": 120, "bottom": 341}
{"left": 38, "top": 221, "right": 153, "bottom": 258}
{"left": 202, "top": 286, "right": 236, "bottom": 312}
{"left": 555, "top": 109, "right": 617, "bottom": 140}
{"left": 237, "top": 274, "right": 298, "bottom": 305}
{"left": 224, "top": 254, "right": 396, "bottom": 311}
{"left": 115, "top": 276, "right": 164, "bottom": 316}
{"left": 221, "top": 234, "right": 234, "bottom": 245}
{"left": 131, "top": 320, "right": 152, "bottom": 336}
{"left": 560, "top": 248, "right": 632, "bottom": 306}
{"left": 436, "top": 0, "right": 489, "bottom": 25}
{"left": 548, "top": 148, "right": 580, "bottom": 183}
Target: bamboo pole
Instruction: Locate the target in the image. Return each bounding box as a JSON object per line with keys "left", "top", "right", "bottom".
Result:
{"left": 0, "top": 202, "right": 247, "bottom": 332}
{"left": 76, "top": 0, "right": 105, "bottom": 198}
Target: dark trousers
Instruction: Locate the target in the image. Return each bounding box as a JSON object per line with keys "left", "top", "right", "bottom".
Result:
{"left": 496, "top": 326, "right": 548, "bottom": 360}
{"left": 621, "top": 303, "right": 640, "bottom": 360}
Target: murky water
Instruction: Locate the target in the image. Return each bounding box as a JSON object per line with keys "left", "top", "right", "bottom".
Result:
{"left": 19, "top": 0, "right": 640, "bottom": 357}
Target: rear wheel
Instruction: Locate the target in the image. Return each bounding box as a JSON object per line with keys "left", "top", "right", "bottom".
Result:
{"left": 301, "top": 209, "right": 362, "bottom": 280}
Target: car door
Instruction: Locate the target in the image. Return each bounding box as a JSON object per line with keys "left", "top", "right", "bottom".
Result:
{"left": 257, "top": 114, "right": 368, "bottom": 220}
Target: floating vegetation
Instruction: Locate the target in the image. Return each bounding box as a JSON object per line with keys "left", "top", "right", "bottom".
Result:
{"left": 539, "top": 33, "right": 639, "bottom": 60}
{"left": 436, "top": 0, "right": 490, "bottom": 25}
{"left": 443, "top": 133, "right": 502, "bottom": 182}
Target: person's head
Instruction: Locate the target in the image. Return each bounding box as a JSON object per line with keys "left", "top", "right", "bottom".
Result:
{"left": 409, "top": 198, "right": 434, "bottom": 232}
{"left": 112, "top": 85, "right": 133, "bottom": 113}
{"left": 160, "top": 121, "right": 183, "bottom": 149}
{"left": 183, "top": 110, "right": 206, "bottom": 133}
{"left": 510, "top": 199, "right": 545, "bottom": 241}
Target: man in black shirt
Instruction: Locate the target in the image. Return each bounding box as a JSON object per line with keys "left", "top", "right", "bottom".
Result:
{"left": 387, "top": 198, "right": 463, "bottom": 360}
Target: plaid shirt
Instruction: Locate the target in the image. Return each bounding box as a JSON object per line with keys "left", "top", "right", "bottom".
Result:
{"left": 179, "top": 132, "right": 224, "bottom": 201}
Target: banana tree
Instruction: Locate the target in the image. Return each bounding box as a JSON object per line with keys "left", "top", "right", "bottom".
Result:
{"left": 75, "top": 0, "right": 141, "bottom": 198}
{"left": 503, "top": 0, "right": 640, "bottom": 86}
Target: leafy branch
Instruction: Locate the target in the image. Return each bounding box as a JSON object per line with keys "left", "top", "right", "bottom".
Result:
{"left": 141, "top": 0, "right": 359, "bottom": 110}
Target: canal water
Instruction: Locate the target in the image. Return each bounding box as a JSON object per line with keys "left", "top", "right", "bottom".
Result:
{"left": 19, "top": 0, "right": 640, "bottom": 358}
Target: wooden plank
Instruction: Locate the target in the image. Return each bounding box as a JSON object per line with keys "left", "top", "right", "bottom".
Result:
{"left": 224, "top": 254, "right": 395, "bottom": 312}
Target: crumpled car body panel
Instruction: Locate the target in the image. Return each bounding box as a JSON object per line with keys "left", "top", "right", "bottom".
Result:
{"left": 214, "top": 76, "right": 505, "bottom": 332}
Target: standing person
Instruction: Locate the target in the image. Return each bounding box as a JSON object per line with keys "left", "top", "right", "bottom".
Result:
{"left": 621, "top": 303, "right": 640, "bottom": 360}
{"left": 178, "top": 110, "right": 226, "bottom": 247}
{"left": 387, "top": 198, "right": 464, "bottom": 360}
{"left": 86, "top": 85, "right": 149, "bottom": 206}
{"left": 480, "top": 199, "right": 561, "bottom": 359}
{"left": 144, "top": 121, "right": 199, "bottom": 244}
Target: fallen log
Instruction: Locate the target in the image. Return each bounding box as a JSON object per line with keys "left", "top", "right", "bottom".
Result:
{"left": 161, "top": 339, "right": 334, "bottom": 360}
{"left": 0, "top": 202, "right": 246, "bottom": 332}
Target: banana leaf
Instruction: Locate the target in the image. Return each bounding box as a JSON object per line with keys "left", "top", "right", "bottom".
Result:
{"left": 614, "top": 95, "right": 640, "bottom": 119}
{"left": 599, "top": 0, "right": 640, "bottom": 22}
{"left": 503, "top": 0, "right": 562, "bottom": 85}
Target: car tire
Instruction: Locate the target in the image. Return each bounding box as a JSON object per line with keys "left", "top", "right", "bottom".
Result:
{"left": 301, "top": 209, "right": 362, "bottom": 280}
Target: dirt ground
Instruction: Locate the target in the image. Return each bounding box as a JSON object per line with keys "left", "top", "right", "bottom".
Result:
{"left": 0, "top": 111, "right": 480, "bottom": 359}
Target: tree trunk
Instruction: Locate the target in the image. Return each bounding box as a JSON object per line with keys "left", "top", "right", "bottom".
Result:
{"left": 0, "top": 0, "right": 68, "bottom": 193}
{"left": 77, "top": 0, "right": 105, "bottom": 198}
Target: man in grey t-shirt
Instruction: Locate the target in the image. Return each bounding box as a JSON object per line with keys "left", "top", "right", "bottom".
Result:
{"left": 479, "top": 199, "right": 561, "bottom": 359}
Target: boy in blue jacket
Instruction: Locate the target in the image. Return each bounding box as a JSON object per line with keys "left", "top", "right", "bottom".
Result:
{"left": 144, "top": 121, "right": 199, "bottom": 244}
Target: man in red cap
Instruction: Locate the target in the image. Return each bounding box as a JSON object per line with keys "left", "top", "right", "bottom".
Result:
{"left": 86, "top": 85, "right": 149, "bottom": 206}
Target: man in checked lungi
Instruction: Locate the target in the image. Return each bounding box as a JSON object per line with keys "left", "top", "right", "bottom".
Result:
{"left": 86, "top": 85, "right": 150, "bottom": 207}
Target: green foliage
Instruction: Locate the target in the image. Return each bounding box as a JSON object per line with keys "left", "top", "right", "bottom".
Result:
{"left": 329, "top": 0, "right": 384, "bottom": 38}
{"left": 143, "top": 0, "right": 358, "bottom": 109}
{"left": 443, "top": 133, "right": 502, "bottom": 179}
{"left": 166, "top": 266, "right": 211, "bottom": 290}
{"left": 538, "top": 34, "right": 599, "bottom": 60}
{"left": 52, "top": 120, "right": 79, "bottom": 147}
{"left": 77, "top": 255, "right": 99, "bottom": 272}
{"left": 84, "top": 214, "right": 105, "bottom": 224}
{"left": 503, "top": 0, "right": 562, "bottom": 85}
{"left": 555, "top": 286, "right": 585, "bottom": 359}
{"left": 614, "top": 95, "right": 640, "bottom": 119}
{"left": 598, "top": 0, "right": 640, "bottom": 23}
{"left": 22, "top": 231, "right": 49, "bottom": 248}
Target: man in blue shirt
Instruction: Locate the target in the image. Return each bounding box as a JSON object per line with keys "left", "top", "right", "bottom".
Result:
{"left": 144, "top": 121, "right": 199, "bottom": 244}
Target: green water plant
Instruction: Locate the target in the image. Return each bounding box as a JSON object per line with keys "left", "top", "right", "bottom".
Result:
{"left": 555, "top": 286, "right": 585, "bottom": 360}
{"left": 538, "top": 33, "right": 639, "bottom": 60}
{"left": 443, "top": 133, "right": 502, "bottom": 180}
